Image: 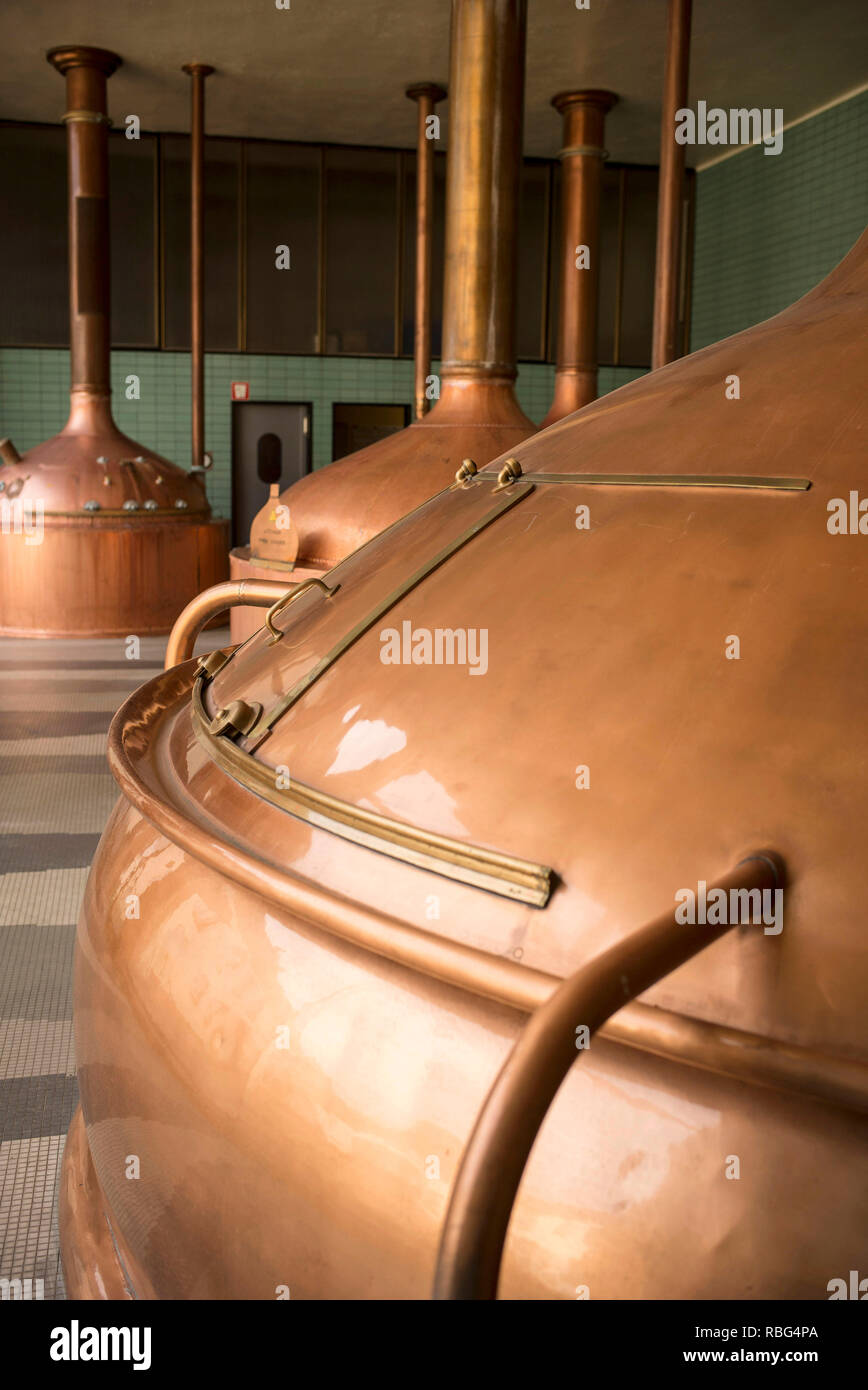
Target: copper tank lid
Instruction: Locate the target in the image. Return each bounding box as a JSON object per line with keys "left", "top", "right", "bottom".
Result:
{"left": 145, "top": 225, "right": 868, "bottom": 1071}
{"left": 0, "top": 46, "right": 212, "bottom": 524}
{"left": 252, "top": 0, "right": 535, "bottom": 572}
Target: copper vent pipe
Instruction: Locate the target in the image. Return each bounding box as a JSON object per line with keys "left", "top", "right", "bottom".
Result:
{"left": 440, "top": 0, "right": 527, "bottom": 397}
{"left": 182, "top": 63, "right": 214, "bottom": 470}
{"left": 406, "top": 82, "right": 447, "bottom": 421}
{"left": 47, "top": 45, "right": 121, "bottom": 432}
{"left": 541, "top": 89, "right": 617, "bottom": 427}
{"left": 651, "top": 0, "right": 692, "bottom": 369}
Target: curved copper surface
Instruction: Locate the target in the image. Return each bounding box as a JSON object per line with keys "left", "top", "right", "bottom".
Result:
{"left": 62, "top": 224, "right": 868, "bottom": 1299}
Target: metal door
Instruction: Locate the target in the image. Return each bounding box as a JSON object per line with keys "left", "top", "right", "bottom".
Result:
{"left": 231, "top": 400, "right": 311, "bottom": 546}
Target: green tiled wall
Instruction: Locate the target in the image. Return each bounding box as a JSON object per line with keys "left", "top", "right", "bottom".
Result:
{"left": 0, "top": 349, "right": 642, "bottom": 520}
{"left": 690, "top": 88, "right": 868, "bottom": 351}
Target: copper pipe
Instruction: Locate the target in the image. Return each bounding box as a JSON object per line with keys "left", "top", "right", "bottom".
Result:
{"left": 47, "top": 46, "right": 121, "bottom": 416}
{"left": 433, "top": 853, "right": 783, "bottom": 1299}
{"left": 440, "top": 0, "right": 526, "bottom": 387}
{"left": 541, "top": 90, "right": 617, "bottom": 426}
{"left": 182, "top": 63, "right": 214, "bottom": 470}
{"left": 0, "top": 438, "right": 22, "bottom": 466}
{"left": 406, "top": 82, "right": 447, "bottom": 420}
{"left": 164, "top": 578, "right": 286, "bottom": 669}
{"left": 651, "top": 0, "right": 692, "bottom": 369}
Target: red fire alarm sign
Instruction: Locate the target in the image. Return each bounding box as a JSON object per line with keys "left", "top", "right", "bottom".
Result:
{"left": 231, "top": 382, "right": 250, "bottom": 401}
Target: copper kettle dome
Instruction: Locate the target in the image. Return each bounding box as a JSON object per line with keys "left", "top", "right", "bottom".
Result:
{"left": 60, "top": 224, "right": 868, "bottom": 1299}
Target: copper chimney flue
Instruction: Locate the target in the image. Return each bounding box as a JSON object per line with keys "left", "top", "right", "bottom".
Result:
{"left": 0, "top": 45, "right": 228, "bottom": 638}
{"left": 405, "top": 82, "right": 447, "bottom": 421}
{"left": 541, "top": 89, "right": 617, "bottom": 426}
{"left": 228, "top": 0, "right": 536, "bottom": 640}
{"left": 652, "top": 0, "right": 692, "bottom": 368}
{"left": 182, "top": 62, "right": 215, "bottom": 471}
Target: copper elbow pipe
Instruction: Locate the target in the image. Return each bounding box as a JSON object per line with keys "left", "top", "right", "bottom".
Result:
{"left": 541, "top": 90, "right": 617, "bottom": 427}
{"left": 0, "top": 438, "right": 22, "bottom": 466}
{"left": 406, "top": 82, "right": 447, "bottom": 420}
{"left": 433, "top": 853, "right": 783, "bottom": 1299}
{"left": 164, "top": 579, "right": 288, "bottom": 669}
{"left": 651, "top": 0, "right": 692, "bottom": 369}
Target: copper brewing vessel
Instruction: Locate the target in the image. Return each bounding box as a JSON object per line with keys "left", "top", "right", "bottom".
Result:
{"left": 230, "top": 0, "right": 536, "bottom": 639}
{"left": 61, "top": 226, "right": 868, "bottom": 1298}
{"left": 0, "top": 46, "right": 227, "bottom": 638}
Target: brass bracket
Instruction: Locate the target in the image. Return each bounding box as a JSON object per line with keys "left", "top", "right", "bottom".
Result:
{"left": 494, "top": 457, "right": 523, "bottom": 491}
{"left": 265, "top": 577, "right": 340, "bottom": 645}
{"left": 453, "top": 458, "right": 479, "bottom": 487}
{"left": 197, "top": 649, "right": 231, "bottom": 679}
{"left": 208, "top": 699, "right": 263, "bottom": 740}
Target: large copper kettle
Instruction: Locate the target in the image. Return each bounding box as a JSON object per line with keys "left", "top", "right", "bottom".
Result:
{"left": 61, "top": 226, "right": 868, "bottom": 1299}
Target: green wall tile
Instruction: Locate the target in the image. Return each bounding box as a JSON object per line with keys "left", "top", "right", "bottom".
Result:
{"left": 690, "top": 89, "right": 868, "bottom": 351}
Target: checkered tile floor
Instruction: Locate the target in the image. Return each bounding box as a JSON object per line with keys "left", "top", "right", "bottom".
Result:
{"left": 0, "top": 628, "right": 229, "bottom": 1300}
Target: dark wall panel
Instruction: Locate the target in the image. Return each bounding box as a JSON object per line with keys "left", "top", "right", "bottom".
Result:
{"left": 324, "top": 148, "right": 398, "bottom": 355}
{"left": 109, "top": 132, "right": 157, "bottom": 347}
{"left": 163, "top": 135, "right": 240, "bottom": 350}
{"left": 619, "top": 166, "right": 659, "bottom": 366}
{"left": 0, "top": 126, "right": 68, "bottom": 345}
{"left": 516, "top": 161, "right": 549, "bottom": 361}
{"left": 246, "top": 143, "right": 320, "bottom": 353}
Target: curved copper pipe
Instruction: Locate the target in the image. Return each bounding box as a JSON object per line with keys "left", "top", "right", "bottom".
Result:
{"left": 651, "top": 0, "right": 692, "bottom": 368}
{"left": 164, "top": 579, "right": 288, "bottom": 669}
{"left": 406, "top": 82, "right": 447, "bottom": 421}
{"left": 432, "top": 854, "right": 782, "bottom": 1299}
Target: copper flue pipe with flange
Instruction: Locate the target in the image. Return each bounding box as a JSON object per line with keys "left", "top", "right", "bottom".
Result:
{"left": 182, "top": 63, "right": 215, "bottom": 470}
{"left": 440, "top": 0, "right": 526, "bottom": 388}
{"left": 164, "top": 578, "right": 287, "bottom": 669}
{"left": 406, "top": 82, "right": 447, "bottom": 420}
{"left": 651, "top": 0, "right": 692, "bottom": 369}
{"left": 433, "top": 852, "right": 783, "bottom": 1299}
{"left": 541, "top": 89, "right": 618, "bottom": 427}
{"left": 47, "top": 46, "right": 122, "bottom": 408}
